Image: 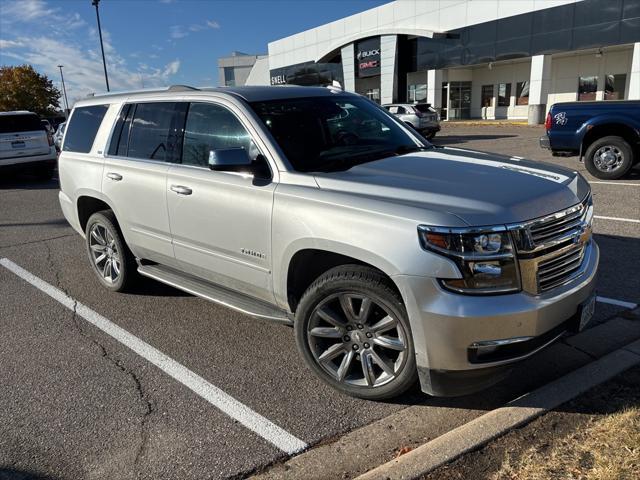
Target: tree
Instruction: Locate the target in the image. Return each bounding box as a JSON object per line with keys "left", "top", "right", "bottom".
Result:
{"left": 0, "top": 64, "right": 61, "bottom": 116}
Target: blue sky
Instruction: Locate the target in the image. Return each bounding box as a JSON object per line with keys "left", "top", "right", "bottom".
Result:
{"left": 0, "top": 0, "right": 389, "bottom": 105}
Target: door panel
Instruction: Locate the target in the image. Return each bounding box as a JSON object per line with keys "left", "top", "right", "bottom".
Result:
{"left": 166, "top": 166, "right": 276, "bottom": 303}
{"left": 102, "top": 158, "right": 173, "bottom": 263}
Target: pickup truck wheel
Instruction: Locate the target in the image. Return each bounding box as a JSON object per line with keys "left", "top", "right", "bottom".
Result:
{"left": 295, "top": 265, "right": 416, "bottom": 400}
{"left": 584, "top": 136, "right": 633, "bottom": 180}
{"left": 85, "top": 210, "right": 136, "bottom": 292}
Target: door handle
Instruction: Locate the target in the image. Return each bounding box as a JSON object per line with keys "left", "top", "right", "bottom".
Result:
{"left": 170, "top": 185, "right": 193, "bottom": 195}
{"left": 106, "top": 172, "right": 123, "bottom": 181}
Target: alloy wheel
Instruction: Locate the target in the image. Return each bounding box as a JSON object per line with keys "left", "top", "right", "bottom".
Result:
{"left": 88, "top": 223, "right": 121, "bottom": 284}
{"left": 307, "top": 293, "right": 408, "bottom": 388}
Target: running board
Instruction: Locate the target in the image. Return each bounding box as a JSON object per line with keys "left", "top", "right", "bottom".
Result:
{"left": 137, "top": 263, "right": 292, "bottom": 324}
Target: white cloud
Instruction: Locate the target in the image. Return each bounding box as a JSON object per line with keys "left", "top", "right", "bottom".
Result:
{"left": 163, "top": 60, "right": 180, "bottom": 76}
{"left": 1, "top": 0, "right": 58, "bottom": 22}
{"left": 169, "top": 25, "right": 188, "bottom": 39}
{"left": 0, "top": 39, "right": 25, "bottom": 49}
{"left": 206, "top": 20, "right": 220, "bottom": 29}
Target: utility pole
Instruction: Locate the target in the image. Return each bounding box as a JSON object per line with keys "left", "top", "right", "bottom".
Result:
{"left": 91, "top": 0, "right": 110, "bottom": 91}
{"left": 57, "top": 65, "right": 70, "bottom": 117}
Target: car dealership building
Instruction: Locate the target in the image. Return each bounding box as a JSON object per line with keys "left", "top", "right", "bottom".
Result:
{"left": 246, "top": 0, "right": 640, "bottom": 124}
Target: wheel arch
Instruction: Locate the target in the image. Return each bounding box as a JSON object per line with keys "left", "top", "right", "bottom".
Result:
{"left": 283, "top": 243, "right": 403, "bottom": 314}
{"left": 580, "top": 120, "right": 640, "bottom": 159}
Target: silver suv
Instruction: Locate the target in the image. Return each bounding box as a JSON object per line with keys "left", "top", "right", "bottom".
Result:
{"left": 58, "top": 86, "right": 598, "bottom": 400}
{"left": 383, "top": 103, "right": 440, "bottom": 139}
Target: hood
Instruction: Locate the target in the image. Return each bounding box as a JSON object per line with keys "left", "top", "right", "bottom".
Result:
{"left": 313, "top": 147, "right": 590, "bottom": 226}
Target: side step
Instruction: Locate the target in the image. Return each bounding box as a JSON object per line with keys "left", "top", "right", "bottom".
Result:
{"left": 137, "top": 263, "right": 292, "bottom": 324}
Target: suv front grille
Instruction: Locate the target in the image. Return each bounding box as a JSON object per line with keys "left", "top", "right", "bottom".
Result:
{"left": 509, "top": 194, "right": 593, "bottom": 294}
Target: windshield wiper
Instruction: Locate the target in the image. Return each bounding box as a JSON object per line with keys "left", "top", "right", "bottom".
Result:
{"left": 393, "top": 144, "right": 433, "bottom": 155}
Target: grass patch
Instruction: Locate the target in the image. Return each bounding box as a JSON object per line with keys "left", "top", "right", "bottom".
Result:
{"left": 493, "top": 407, "right": 640, "bottom": 479}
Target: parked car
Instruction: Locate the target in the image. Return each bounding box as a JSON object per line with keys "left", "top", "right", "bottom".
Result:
{"left": 0, "top": 110, "right": 57, "bottom": 179}
{"left": 540, "top": 100, "right": 640, "bottom": 179}
{"left": 58, "top": 86, "right": 598, "bottom": 400}
{"left": 40, "top": 119, "right": 54, "bottom": 134}
{"left": 53, "top": 121, "right": 66, "bottom": 150}
{"left": 383, "top": 103, "right": 440, "bottom": 139}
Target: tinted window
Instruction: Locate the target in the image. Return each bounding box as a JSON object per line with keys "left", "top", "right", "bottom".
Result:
{"left": 127, "top": 102, "right": 178, "bottom": 161}
{"left": 0, "top": 113, "right": 44, "bottom": 134}
{"left": 578, "top": 76, "right": 598, "bottom": 101}
{"left": 497, "top": 83, "right": 511, "bottom": 107}
{"left": 182, "top": 103, "right": 254, "bottom": 168}
{"left": 481, "top": 85, "right": 494, "bottom": 107}
{"left": 604, "top": 74, "right": 626, "bottom": 100}
{"left": 63, "top": 105, "right": 109, "bottom": 153}
{"left": 516, "top": 81, "right": 530, "bottom": 105}
{"left": 107, "top": 104, "right": 133, "bottom": 156}
{"left": 250, "top": 96, "right": 428, "bottom": 173}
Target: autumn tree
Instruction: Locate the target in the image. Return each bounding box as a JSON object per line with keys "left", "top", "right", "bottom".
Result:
{"left": 0, "top": 64, "right": 61, "bottom": 116}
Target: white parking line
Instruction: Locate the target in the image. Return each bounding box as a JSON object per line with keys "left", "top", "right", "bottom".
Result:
{"left": 0, "top": 258, "right": 307, "bottom": 455}
{"left": 589, "top": 181, "right": 640, "bottom": 186}
{"left": 594, "top": 215, "right": 640, "bottom": 224}
{"left": 596, "top": 296, "right": 638, "bottom": 309}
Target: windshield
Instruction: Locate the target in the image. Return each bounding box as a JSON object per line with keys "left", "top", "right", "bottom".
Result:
{"left": 249, "top": 96, "right": 430, "bottom": 172}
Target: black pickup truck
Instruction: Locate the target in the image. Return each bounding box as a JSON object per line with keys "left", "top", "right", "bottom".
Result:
{"left": 540, "top": 100, "right": 640, "bottom": 179}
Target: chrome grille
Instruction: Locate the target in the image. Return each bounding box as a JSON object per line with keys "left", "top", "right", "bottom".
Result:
{"left": 537, "top": 243, "right": 586, "bottom": 292}
{"left": 509, "top": 194, "right": 593, "bottom": 294}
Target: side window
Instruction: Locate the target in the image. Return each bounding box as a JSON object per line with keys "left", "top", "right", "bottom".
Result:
{"left": 397, "top": 106, "right": 407, "bottom": 114}
{"left": 388, "top": 106, "right": 398, "bottom": 114}
{"left": 107, "top": 104, "right": 133, "bottom": 156}
{"left": 63, "top": 105, "right": 109, "bottom": 153}
{"left": 182, "top": 102, "right": 254, "bottom": 168}
{"left": 127, "top": 102, "right": 179, "bottom": 161}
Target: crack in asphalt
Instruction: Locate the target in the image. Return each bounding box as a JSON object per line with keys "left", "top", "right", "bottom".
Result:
{"left": 42, "top": 242, "right": 155, "bottom": 474}
{"left": 560, "top": 337, "right": 598, "bottom": 360}
{"left": 0, "top": 233, "right": 75, "bottom": 250}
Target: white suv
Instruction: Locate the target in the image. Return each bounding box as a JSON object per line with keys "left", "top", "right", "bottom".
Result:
{"left": 0, "top": 111, "right": 57, "bottom": 179}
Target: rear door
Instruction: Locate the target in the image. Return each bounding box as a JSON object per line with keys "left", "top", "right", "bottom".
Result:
{"left": 102, "top": 101, "right": 184, "bottom": 264}
{"left": 0, "top": 113, "right": 50, "bottom": 162}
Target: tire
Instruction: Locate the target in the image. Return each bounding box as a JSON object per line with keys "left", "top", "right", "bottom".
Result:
{"left": 294, "top": 265, "right": 417, "bottom": 400}
{"left": 85, "top": 210, "right": 137, "bottom": 292}
{"left": 584, "top": 136, "right": 634, "bottom": 180}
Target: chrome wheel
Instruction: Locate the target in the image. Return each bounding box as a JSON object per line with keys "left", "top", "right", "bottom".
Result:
{"left": 593, "top": 145, "right": 624, "bottom": 172}
{"left": 307, "top": 293, "right": 408, "bottom": 388}
{"left": 89, "top": 223, "right": 121, "bottom": 284}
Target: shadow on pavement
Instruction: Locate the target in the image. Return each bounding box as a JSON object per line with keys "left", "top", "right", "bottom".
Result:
{"left": 0, "top": 468, "right": 58, "bottom": 480}
{"left": 0, "top": 174, "right": 59, "bottom": 191}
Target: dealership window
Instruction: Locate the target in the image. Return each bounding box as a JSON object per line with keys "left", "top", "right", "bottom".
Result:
{"left": 577, "top": 76, "right": 597, "bottom": 101}
{"left": 408, "top": 84, "right": 427, "bottom": 103}
{"left": 481, "top": 85, "right": 494, "bottom": 107}
{"left": 516, "top": 81, "right": 529, "bottom": 105}
{"left": 497, "top": 83, "right": 511, "bottom": 107}
{"left": 365, "top": 88, "right": 380, "bottom": 103}
{"left": 224, "top": 67, "right": 236, "bottom": 87}
{"left": 604, "top": 74, "right": 626, "bottom": 100}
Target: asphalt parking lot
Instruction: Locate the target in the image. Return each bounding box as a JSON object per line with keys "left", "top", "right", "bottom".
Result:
{"left": 1, "top": 123, "right": 639, "bottom": 480}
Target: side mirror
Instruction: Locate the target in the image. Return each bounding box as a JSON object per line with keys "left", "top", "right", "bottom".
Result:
{"left": 208, "top": 148, "right": 252, "bottom": 171}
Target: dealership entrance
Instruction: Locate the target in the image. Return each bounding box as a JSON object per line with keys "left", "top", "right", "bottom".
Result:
{"left": 446, "top": 81, "right": 472, "bottom": 120}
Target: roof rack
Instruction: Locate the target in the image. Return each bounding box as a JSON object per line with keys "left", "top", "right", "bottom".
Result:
{"left": 85, "top": 84, "right": 200, "bottom": 98}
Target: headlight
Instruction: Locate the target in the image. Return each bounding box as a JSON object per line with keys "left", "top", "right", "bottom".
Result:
{"left": 418, "top": 226, "right": 520, "bottom": 294}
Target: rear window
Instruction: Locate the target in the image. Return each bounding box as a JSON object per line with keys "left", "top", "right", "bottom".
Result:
{"left": 0, "top": 114, "right": 44, "bottom": 134}
{"left": 63, "top": 105, "right": 109, "bottom": 153}
{"left": 412, "top": 104, "right": 434, "bottom": 113}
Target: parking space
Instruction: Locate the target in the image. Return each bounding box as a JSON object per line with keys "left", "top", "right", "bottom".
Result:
{"left": 2, "top": 125, "right": 639, "bottom": 479}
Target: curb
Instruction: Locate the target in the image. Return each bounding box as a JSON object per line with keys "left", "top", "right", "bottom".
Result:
{"left": 355, "top": 338, "right": 640, "bottom": 480}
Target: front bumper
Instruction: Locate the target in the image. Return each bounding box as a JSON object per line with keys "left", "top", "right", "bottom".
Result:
{"left": 393, "top": 240, "right": 599, "bottom": 396}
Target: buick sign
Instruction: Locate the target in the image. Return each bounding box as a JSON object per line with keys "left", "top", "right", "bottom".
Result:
{"left": 355, "top": 37, "right": 381, "bottom": 78}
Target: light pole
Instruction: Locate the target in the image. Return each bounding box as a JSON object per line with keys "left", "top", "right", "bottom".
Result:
{"left": 91, "top": 0, "right": 110, "bottom": 91}
{"left": 57, "top": 65, "right": 69, "bottom": 117}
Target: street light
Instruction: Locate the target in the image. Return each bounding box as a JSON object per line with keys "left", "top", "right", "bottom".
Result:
{"left": 91, "top": 0, "right": 110, "bottom": 91}
{"left": 57, "top": 65, "right": 70, "bottom": 118}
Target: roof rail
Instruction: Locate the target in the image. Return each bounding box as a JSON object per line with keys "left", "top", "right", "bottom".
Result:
{"left": 168, "top": 84, "right": 200, "bottom": 92}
